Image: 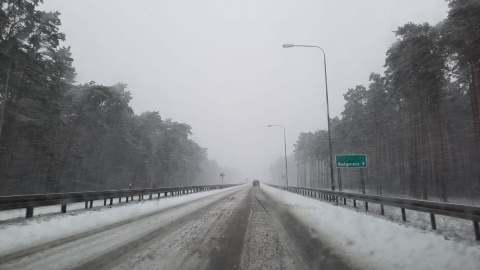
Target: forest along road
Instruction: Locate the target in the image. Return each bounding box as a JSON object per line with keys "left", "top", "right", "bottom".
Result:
{"left": 0, "top": 185, "right": 351, "bottom": 270}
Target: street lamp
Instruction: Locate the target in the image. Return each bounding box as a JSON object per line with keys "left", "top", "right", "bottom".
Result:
{"left": 282, "top": 43, "right": 335, "bottom": 191}
{"left": 267, "top": 124, "right": 288, "bottom": 186}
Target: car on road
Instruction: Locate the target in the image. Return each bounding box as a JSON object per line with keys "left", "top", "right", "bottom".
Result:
{"left": 253, "top": 180, "right": 260, "bottom": 186}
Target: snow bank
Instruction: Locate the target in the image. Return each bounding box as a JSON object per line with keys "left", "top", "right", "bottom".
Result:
{"left": 0, "top": 185, "right": 241, "bottom": 256}
{"left": 261, "top": 184, "right": 480, "bottom": 270}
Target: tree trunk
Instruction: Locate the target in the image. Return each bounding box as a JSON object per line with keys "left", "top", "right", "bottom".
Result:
{"left": 470, "top": 63, "right": 480, "bottom": 193}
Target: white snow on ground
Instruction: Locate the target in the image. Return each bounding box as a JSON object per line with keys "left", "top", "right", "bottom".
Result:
{"left": 0, "top": 185, "right": 242, "bottom": 257}
{"left": 261, "top": 184, "right": 480, "bottom": 270}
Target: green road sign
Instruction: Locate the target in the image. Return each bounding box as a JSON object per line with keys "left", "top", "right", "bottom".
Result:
{"left": 336, "top": 154, "right": 367, "bottom": 168}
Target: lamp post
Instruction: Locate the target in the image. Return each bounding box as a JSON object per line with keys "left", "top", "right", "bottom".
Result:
{"left": 267, "top": 124, "right": 288, "bottom": 186}
{"left": 282, "top": 44, "right": 335, "bottom": 191}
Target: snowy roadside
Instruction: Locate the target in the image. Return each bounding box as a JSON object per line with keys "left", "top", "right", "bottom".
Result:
{"left": 261, "top": 184, "right": 480, "bottom": 270}
{"left": 0, "top": 187, "right": 237, "bottom": 221}
{"left": 1, "top": 198, "right": 128, "bottom": 221}
{"left": 0, "top": 185, "right": 243, "bottom": 257}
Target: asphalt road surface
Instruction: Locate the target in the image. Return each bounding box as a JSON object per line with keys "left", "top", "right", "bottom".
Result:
{"left": 0, "top": 185, "right": 351, "bottom": 270}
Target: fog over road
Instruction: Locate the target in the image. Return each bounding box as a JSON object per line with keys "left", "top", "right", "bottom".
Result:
{"left": 0, "top": 185, "right": 350, "bottom": 270}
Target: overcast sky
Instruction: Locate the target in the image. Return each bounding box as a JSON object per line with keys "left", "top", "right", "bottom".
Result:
{"left": 40, "top": 0, "right": 448, "bottom": 181}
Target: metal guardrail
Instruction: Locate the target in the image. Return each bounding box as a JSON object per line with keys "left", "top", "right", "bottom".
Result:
{"left": 268, "top": 184, "right": 480, "bottom": 241}
{"left": 0, "top": 184, "right": 238, "bottom": 218}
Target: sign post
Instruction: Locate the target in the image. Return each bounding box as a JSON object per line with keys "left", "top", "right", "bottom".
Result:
{"left": 220, "top": 173, "right": 225, "bottom": 186}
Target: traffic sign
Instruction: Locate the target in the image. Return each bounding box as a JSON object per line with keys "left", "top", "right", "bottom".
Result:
{"left": 220, "top": 173, "right": 225, "bottom": 178}
{"left": 336, "top": 154, "right": 367, "bottom": 168}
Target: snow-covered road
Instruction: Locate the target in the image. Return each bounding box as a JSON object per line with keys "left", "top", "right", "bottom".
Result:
{"left": 1, "top": 183, "right": 478, "bottom": 269}
{"left": 0, "top": 185, "right": 350, "bottom": 269}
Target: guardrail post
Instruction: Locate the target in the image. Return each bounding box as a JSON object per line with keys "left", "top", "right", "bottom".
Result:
{"left": 85, "top": 201, "right": 88, "bottom": 209}
{"left": 365, "top": 202, "right": 368, "bottom": 211}
{"left": 89, "top": 200, "right": 93, "bottom": 208}
{"left": 401, "top": 208, "right": 407, "bottom": 222}
{"left": 473, "top": 221, "right": 480, "bottom": 241}
{"left": 430, "top": 213, "right": 436, "bottom": 230}
{"left": 126, "top": 196, "right": 129, "bottom": 202}
{"left": 110, "top": 198, "right": 113, "bottom": 205}
{"left": 26, "top": 206, "right": 34, "bottom": 218}
{"left": 343, "top": 198, "right": 346, "bottom": 205}
{"left": 61, "top": 204, "right": 67, "bottom": 213}
{"left": 353, "top": 199, "right": 356, "bottom": 208}
{"left": 118, "top": 197, "right": 121, "bottom": 203}
{"left": 104, "top": 199, "right": 107, "bottom": 206}
{"left": 165, "top": 192, "right": 168, "bottom": 197}
{"left": 335, "top": 196, "right": 339, "bottom": 204}
{"left": 158, "top": 193, "right": 160, "bottom": 199}
{"left": 380, "top": 205, "right": 384, "bottom": 215}
{"left": 149, "top": 194, "right": 152, "bottom": 200}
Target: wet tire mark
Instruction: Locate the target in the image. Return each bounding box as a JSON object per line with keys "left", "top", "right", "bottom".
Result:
{"left": 72, "top": 192, "right": 243, "bottom": 270}
{"left": 255, "top": 196, "right": 269, "bottom": 214}
{"left": 207, "top": 188, "right": 252, "bottom": 270}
